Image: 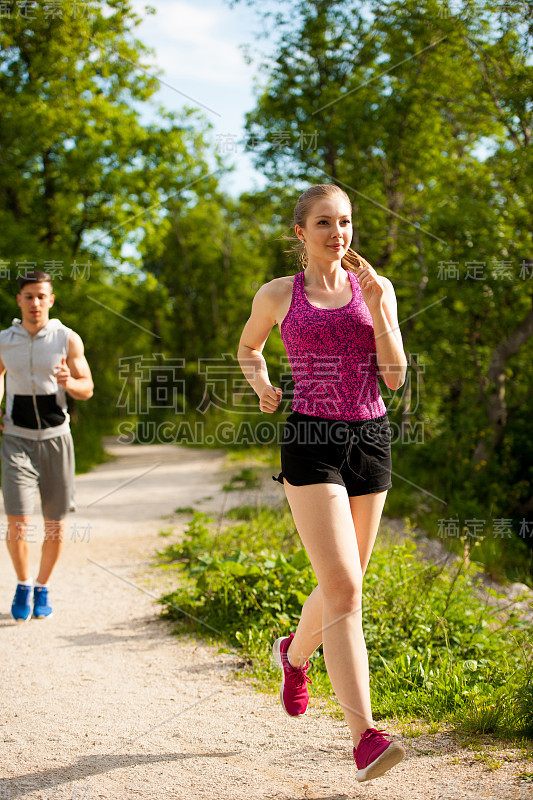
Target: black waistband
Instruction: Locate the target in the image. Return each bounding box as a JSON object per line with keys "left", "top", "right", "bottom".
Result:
{"left": 287, "top": 410, "right": 389, "bottom": 428}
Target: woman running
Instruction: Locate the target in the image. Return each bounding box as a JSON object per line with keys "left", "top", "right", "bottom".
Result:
{"left": 237, "top": 183, "right": 408, "bottom": 782}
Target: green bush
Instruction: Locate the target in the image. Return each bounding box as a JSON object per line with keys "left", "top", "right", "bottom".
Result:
{"left": 158, "top": 510, "right": 532, "bottom": 736}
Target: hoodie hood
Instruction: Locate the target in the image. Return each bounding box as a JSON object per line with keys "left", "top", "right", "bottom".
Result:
{"left": 11, "top": 317, "right": 63, "bottom": 337}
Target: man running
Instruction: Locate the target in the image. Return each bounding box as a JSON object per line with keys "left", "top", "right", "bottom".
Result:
{"left": 0, "top": 270, "right": 93, "bottom": 621}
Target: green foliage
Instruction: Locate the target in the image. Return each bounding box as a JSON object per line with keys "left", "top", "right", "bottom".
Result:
{"left": 0, "top": 0, "right": 230, "bottom": 472}
{"left": 140, "top": 188, "right": 286, "bottom": 414}
{"left": 224, "top": 504, "right": 277, "bottom": 520}
{"left": 157, "top": 509, "right": 299, "bottom": 565}
{"left": 158, "top": 509, "right": 532, "bottom": 737}
{"left": 460, "top": 647, "right": 533, "bottom": 739}
{"left": 70, "top": 412, "right": 112, "bottom": 475}
{"left": 0, "top": 0, "right": 214, "bottom": 262}
{"left": 222, "top": 467, "right": 262, "bottom": 491}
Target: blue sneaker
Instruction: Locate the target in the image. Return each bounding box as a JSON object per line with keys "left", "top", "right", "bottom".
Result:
{"left": 11, "top": 584, "right": 32, "bottom": 622}
{"left": 33, "top": 586, "right": 53, "bottom": 619}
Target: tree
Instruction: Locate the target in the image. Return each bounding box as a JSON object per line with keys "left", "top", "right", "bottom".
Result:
{"left": 0, "top": 0, "right": 218, "bottom": 263}
{"left": 0, "top": 0, "right": 224, "bottom": 465}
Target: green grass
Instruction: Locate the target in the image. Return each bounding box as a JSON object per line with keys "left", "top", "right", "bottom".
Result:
{"left": 380, "top": 449, "right": 533, "bottom": 587}
{"left": 226, "top": 444, "right": 279, "bottom": 468}
{"left": 157, "top": 508, "right": 533, "bottom": 741}
{"left": 222, "top": 467, "right": 262, "bottom": 492}
{"left": 224, "top": 504, "right": 280, "bottom": 521}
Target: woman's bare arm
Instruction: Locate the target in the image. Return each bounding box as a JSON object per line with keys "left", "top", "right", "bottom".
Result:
{"left": 237, "top": 281, "right": 288, "bottom": 413}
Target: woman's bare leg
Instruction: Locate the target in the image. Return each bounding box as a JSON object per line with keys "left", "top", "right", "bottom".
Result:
{"left": 288, "top": 489, "right": 388, "bottom": 669}
{"left": 283, "top": 481, "right": 388, "bottom": 744}
{"left": 286, "top": 585, "right": 323, "bottom": 667}
{"left": 349, "top": 490, "right": 388, "bottom": 575}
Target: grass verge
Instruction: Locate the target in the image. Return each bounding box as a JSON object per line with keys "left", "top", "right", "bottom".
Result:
{"left": 157, "top": 506, "right": 533, "bottom": 744}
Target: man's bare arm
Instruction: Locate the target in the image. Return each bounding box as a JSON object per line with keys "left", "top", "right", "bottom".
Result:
{"left": 54, "top": 332, "right": 94, "bottom": 400}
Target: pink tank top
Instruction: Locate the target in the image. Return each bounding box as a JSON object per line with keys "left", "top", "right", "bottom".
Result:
{"left": 280, "top": 270, "right": 387, "bottom": 421}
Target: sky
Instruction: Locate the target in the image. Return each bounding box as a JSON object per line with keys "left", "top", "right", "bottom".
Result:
{"left": 130, "top": 0, "right": 269, "bottom": 197}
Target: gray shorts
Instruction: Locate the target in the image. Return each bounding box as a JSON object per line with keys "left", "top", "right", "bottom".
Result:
{"left": 1, "top": 433, "right": 76, "bottom": 520}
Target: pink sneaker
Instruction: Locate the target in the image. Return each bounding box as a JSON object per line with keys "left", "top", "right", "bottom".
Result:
{"left": 272, "top": 633, "right": 311, "bottom": 717}
{"left": 354, "top": 727, "right": 405, "bottom": 782}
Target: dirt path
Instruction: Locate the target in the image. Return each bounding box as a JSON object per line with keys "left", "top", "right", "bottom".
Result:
{"left": 1, "top": 441, "right": 531, "bottom": 800}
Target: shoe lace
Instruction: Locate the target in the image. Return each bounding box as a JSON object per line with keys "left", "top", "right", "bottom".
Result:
{"left": 361, "top": 727, "right": 388, "bottom": 742}
{"left": 287, "top": 665, "right": 312, "bottom": 690}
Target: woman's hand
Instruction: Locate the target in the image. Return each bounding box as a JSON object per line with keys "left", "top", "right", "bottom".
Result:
{"left": 259, "top": 385, "right": 282, "bottom": 413}
{"left": 354, "top": 254, "right": 385, "bottom": 317}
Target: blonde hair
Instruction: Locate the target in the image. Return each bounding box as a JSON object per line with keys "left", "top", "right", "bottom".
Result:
{"left": 286, "top": 183, "right": 364, "bottom": 272}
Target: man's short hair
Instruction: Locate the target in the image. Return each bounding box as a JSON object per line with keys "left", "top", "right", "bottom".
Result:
{"left": 18, "top": 270, "right": 53, "bottom": 292}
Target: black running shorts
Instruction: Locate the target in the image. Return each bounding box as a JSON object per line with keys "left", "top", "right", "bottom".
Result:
{"left": 273, "top": 411, "right": 392, "bottom": 497}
